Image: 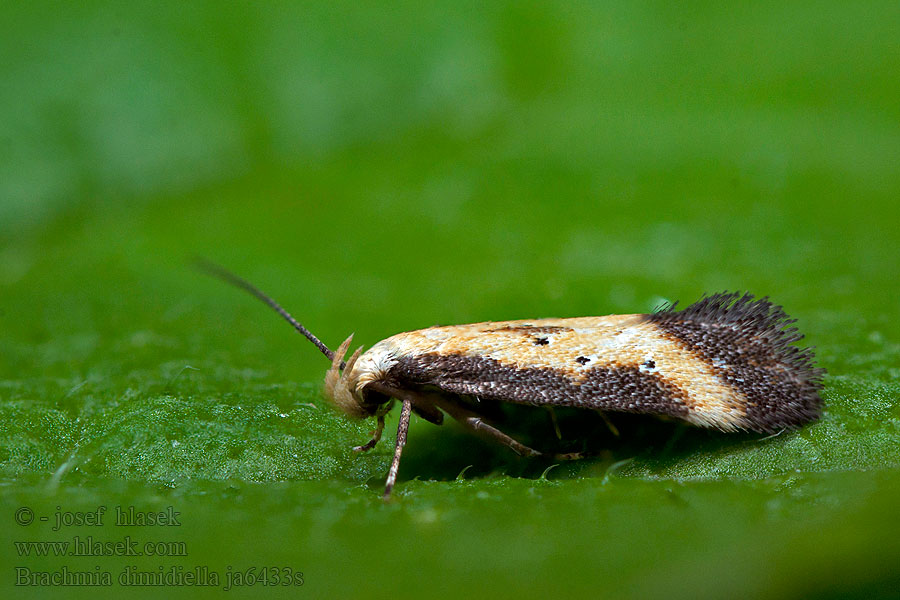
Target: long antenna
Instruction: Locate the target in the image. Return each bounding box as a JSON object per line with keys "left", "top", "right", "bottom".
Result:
{"left": 194, "top": 258, "right": 336, "bottom": 362}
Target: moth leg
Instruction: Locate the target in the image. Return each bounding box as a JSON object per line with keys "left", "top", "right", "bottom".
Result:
{"left": 352, "top": 389, "right": 442, "bottom": 453}
{"left": 553, "top": 451, "right": 585, "bottom": 460}
{"left": 383, "top": 396, "right": 412, "bottom": 499}
{"left": 435, "top": 397, "right": 542, "bottom": 458}
{"left": 545, "top": 406, "right": 563, "bottom": 440}
{"left": 597, "top": 410, "right": 620, "bottom": 437}
{"left": 353, "top": 400, "right": 396, "bottom": 453}
{"left": 409, "top": 392, "right": 445, "bottom": 425}
{"left": 465, "top": 415, "right": 542, "bottom": 458}
{"left": 353, "top": 414, "right": 386, "bottom": 453}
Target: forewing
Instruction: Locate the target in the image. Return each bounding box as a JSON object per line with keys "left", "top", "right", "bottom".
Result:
{"left": 385, "top": 317, "right": 694, "bottom": 423}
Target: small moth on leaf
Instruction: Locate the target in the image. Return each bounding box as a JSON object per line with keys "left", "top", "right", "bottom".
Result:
{"left": 199, "top": 260, "right": 825, "bottom": 498}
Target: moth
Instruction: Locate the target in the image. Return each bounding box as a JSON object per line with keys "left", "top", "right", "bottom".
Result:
{"left": 199, "top": 260, "right": 825, "bottom": 498}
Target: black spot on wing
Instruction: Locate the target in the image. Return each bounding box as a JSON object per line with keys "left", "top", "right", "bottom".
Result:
{"left": 648, "top": 292, "right": 825, "bottom": 431}
{"left": 388, "top": 353, "right": 690, "bottom": 422}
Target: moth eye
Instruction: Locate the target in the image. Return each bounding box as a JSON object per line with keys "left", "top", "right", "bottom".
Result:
{"left": 533, "top": 337, "right": 549, "bottom": 346}
{"left": 575, "top": 356, "right": 590, "bottom": 365}
{"left": 643, "top": 359, "right": 656, "bottom": 369}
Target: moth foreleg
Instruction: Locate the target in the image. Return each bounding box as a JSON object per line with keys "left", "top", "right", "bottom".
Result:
{"left": 353, "top": 414, "right": 386, "bottom": 453}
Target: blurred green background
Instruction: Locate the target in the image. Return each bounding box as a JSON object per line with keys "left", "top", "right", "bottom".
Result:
{"left": 1, "top": 2, "right": 899, "bottom": 599}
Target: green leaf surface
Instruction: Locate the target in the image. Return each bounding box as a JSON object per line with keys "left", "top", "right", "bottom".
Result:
{"left": 1, "top": 2, "right": 898, "bottom": 599}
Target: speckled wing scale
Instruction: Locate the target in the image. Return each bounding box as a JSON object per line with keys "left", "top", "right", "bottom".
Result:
{"left": 198, "top": 262, "right": 825, "bottom": 500}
